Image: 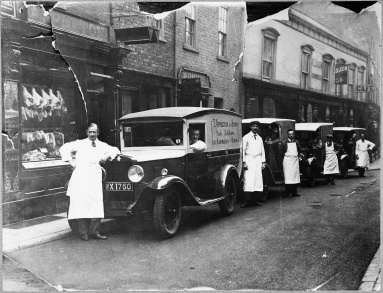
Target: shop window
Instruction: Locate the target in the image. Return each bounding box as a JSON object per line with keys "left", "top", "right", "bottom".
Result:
{"left": 20, "top": 83, "right": 78, "bottom": 166}
{"left": 263, "top": 97, "right": 276, "bottom": 118}
{"left": 261, "top": 28, "right": 279, "bottom": 81}
{"left": 348, "top": 63, "right": 356, "bottom": 99}
{"left": 218, "top": 7, "right": 228, "bottom": 57}
{"left": 357, "top": 66, "right": 365, "bottom": 101}
{"left": 307, "top": 104, "right": 313, "bottom": 122}
{"left": 3, "top": 80, "right": 19, "bottom": 193}
{"left": 301, "top": 45, "right": 314, "bottom": 90}
{"left": 121, "top": 90, "right": 137, "bottom": 117}
{"left": 214, "top": 97, "right": 223, "bottom": 109}
{"left": 185, "top": 5, "right": 196, "bottom": 48}
{"left": 322, "top": 54, "right": 333, "bottom": 93}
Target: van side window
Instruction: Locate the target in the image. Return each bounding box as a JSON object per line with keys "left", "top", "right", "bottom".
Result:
{"left": 189, "top": 124, "right": 206, "bottom": 152}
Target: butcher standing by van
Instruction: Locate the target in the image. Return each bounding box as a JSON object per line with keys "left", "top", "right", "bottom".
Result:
{"left": 60, "top": 123, "right": 120, "bottom": 241}
{"left": 356, "top": 133, "right": 375, "bottom": 176}
{"left": 242, "top": 121, "right": 265, "bottom": 208}
{"left": 280, "top": 129, "right": 301, "bottom": 197}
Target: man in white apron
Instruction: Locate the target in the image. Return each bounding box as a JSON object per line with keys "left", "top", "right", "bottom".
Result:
{"left": 356, "top": 133, "right": 375, "bottom": 175}
{"left": 280, "top": 129, "right": 301, "bottom": 197}
{"left": 242, "top": 121, "right": 265, "bottom": 208}
{"left": 60, "top": 123, "right": 120, "bottom": 241}
{"left": 323, "top": 134, "right": 339, "bottom": 185}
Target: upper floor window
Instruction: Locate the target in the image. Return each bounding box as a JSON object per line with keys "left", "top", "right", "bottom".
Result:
{"left": 261, "top": 28, "right": 279, "bottom": 81}
{"left": 322, "top": 54, "right": 334, "bottom": 93}
{"left": 335, "top": 59, "right": 346, "bottom": 97}
{"left": 218, "top": 7, "right": 228, "bottom": 57}
{"left": 348, "top": 63, "right": 356, "bottom": 99}
{"left": 185, "top": 5, "right": 196, "bottom": 47}
{"left": 155, "top": 19, "right": 165, "bottom": 40}
{"left": 357, "top": 66, "right": 365, "bottom": 101}
{"left": 301, "top": 45, "right": 314, "bottom": 90}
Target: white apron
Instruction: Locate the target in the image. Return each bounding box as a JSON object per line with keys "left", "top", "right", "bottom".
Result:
{"left": 356, "top": 140, "right": 375, "bottom": 168}
{"left": 283, "top": 142, "right": 300, "bottom": 184}
{"left": 323, "top": 142, "right": 339, "bottom": 174}
{"left": 60, "top": 139, "right": 120, "bottom": 220}
{"left": 243, "top": 132, "right": 265, "bottom": 192}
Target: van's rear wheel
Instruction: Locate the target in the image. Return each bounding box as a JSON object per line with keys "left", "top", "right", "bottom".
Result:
{"left": 154, "top": 189, "right": 181, "bottom": 238}
{"left": 219, "top": 175, "right": 237, "bottom": 216}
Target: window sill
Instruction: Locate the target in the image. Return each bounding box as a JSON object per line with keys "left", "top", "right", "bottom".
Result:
{"left": 159, "top": 37, "right": 167, "bottom": 43}
{"left": 183, "top": 44, "right": 199, "bottom": 54}
{"left": 217, "top": 55, "right": 229, "bottom": 63}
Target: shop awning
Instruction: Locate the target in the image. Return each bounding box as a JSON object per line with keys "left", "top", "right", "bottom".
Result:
{"left": 114, "top": 26, "right": 160, "bottom": 45}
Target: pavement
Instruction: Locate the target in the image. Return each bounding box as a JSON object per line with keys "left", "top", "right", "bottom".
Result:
{"left": 2, "top": 158, "right": 381, "bottom": 290}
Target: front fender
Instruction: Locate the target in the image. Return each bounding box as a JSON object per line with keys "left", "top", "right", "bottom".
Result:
{"left": 127, "top": 176, "right": 201, "bottom": 214}
{"left": 148, "top": 175, "right": 189, "bottom": 190}
{"left": 220, "top": 164, "right": 238, "bottom": 189}
{"left": 341, "top": 154, "right": 348, "bottom": 160}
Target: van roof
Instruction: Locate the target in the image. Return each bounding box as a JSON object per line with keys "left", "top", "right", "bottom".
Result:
{"left": 333, "top": 127, "right": 366, "bottom": 131}
{"left": 295, "top": 123, "right": 333, "bottom": 132}
{"left": 120, "top": 107, "right": 241, "bottom": 122}
{"left": 242, "top": 118, "right": 295, "bottom": 124}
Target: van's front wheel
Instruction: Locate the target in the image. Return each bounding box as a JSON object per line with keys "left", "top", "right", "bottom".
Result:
{"left": 154, "top": 189, "right": 181, "bottom": 238}
{"left": 219, "top": 175, "right": 237, "bottom": 216}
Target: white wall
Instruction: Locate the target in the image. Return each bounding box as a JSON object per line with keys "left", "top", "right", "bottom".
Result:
{"left": 243, "top": 19, "right": 368, "bottom": 94}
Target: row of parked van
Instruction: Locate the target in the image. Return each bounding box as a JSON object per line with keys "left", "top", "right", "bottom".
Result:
{"left": 69, "top": 107, "right": 375, "bottom": 238}
{"left": 242, "top": 118, "right": 373, "bottom": 202}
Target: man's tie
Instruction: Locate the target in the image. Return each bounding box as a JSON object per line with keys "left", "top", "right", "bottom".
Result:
{"left": 254, "top": 135, "right": 257, "bottom": 140}
{"left": 92, "top": 141, "right": 96, "bottom": 147}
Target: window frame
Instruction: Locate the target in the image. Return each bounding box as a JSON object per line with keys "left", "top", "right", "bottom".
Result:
{"left": 261, "top": 28, "right": 280, "bottom": 81}
{"left": 322, "top": 54, "right": 333, "bottom": 93}
{"left": 184, "top": 5, "right": 196, "bottom": 48}
{"left": 218, "top": 6, "right": 228, "bottom": 58}
{"left": 301, "top": 45, "right": 314, "bottom": 90}
{"left": 348, "top": 63, "right": 356, "bottom": 99}
{"left": 335, "top": 59, "right": 347, "bottom": 97}
{"left": 357, "top": 66, "right": 365, "bottom": 101}
{"left": 155, "top": 18, "right": 165, "bottom": 41}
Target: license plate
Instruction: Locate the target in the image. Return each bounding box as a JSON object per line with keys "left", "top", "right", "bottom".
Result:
{"left": 104, "top": 182, "right": 133, "bottom": 191}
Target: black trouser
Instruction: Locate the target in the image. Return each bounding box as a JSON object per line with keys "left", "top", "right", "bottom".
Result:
{"left": 77, "top": 218, "right": 101, "bottom": 236}
{"left": 244, "top": 191, "right": 261, "bottom": 202}
{"left": 325, "top": 175, "right": 335, "bottom": 183}
{"left": 285, "top": 184, "right": 298, "bottom": 195}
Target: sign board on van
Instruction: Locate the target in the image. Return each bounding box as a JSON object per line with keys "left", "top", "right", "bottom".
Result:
{"left": 335, "top": 64, "right": 348, "bottom": 84}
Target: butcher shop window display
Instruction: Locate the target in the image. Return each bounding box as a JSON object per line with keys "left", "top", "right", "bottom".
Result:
{"left": 20, "top": 84, "right": 70, "bottom": 162}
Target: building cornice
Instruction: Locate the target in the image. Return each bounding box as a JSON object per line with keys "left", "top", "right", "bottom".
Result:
{"left": 278, "top": 9, "right": 369, "bottom": 63}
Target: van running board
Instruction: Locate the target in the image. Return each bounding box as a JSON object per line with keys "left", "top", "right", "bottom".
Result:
{"left": 195, "top": 197, "right": 225, "bottom": 206}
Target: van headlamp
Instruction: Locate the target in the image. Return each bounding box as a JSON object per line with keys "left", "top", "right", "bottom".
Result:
{"left": 128, "top": 165, "right": 144, "bottom": 182}
{"left": 161, "top": 168, "right": 168, "bottom": 176}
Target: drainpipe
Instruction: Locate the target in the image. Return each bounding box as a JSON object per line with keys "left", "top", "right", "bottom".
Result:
{"left": 174, "top": 10, "right": 178, "bottom": 106}
{"left": 239, "top": 5, "right": 246, "bottom": 116}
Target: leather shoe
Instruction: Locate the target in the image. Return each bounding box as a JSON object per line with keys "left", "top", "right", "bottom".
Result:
{"left": 292, "top": 194, "right": 301, "bottom": 197}
{"left": 253, "top": 201, "right": 262, "bottom": 206}
{"left": 81, "top": 234, "right": 89, "bottom": 241}
{"left": 91, "top": 233, "right": 107, "bottom": 240}
{"left": 282, "top": 193, "right": 291, "bottom": 197}
{"left": 331, "top": 181, "right": 335, "bottom": 185}
{"left": 240, "top": 202, "right": 252, "bottom": 208}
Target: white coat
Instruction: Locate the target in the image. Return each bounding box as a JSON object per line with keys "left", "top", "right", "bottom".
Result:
{"left": 60, "top": 138, "right": 120, "bottom": 220}
{"left": 242, "top": 132, "right": 265, "bottom": 192}
{"left": 283, "top": 142, "right": 300, "bottom": 184}
{"left": 323, "top": 142, "right": 339, "bottom": 175}
{"left": 356, "top": 139, "right": 375, "bottom": 168}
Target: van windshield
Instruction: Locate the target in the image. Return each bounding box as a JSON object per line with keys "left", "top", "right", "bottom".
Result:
{"left": 121, "top": 122, "right": 183, "bottom": 147}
